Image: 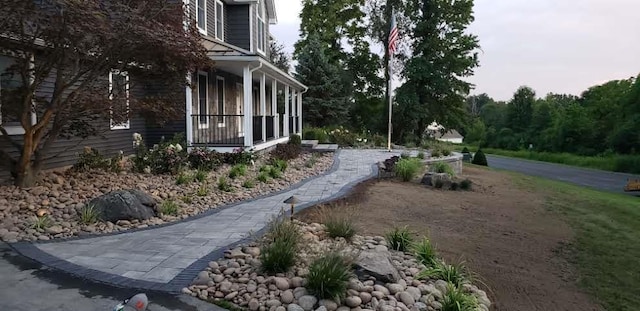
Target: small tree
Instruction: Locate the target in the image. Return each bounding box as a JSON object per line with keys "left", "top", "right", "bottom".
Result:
{"left": 472, "top": 149, "right": 488, "bottom": 166}
{"left": 0, "top": 0, "right": 212, "bottom": 186}
{"left": 269, "top": 40, "right": 291, "bottom": 73}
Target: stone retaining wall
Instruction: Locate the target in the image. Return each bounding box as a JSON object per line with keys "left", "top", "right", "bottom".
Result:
{"left": 424, "top": 152, "right": 463, "bottom": 175}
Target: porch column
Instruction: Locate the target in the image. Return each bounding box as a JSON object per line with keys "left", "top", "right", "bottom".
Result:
{"left": 243, "top": 65, "right": 253, "bottom": 147}
{"left": 185, "top": 73, "right": 193, "bottom": 146}
{"left": 272, "top": 79, "right": 279, "bottom": 138}
{"left": 284, "top": 85, "right": 290, "bottom": 136}
{"left": 298, "top": 92, "right": 303, "bottom": 135}
{"left": 291, "top": 89, "right": 297, "bottom": 134}
{"left": 260, "top": 72, "right": 267, "bottom": 142}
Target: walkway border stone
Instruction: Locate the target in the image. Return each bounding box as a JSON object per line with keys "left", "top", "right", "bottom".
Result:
{"left": 10, "top": 149, "right": 388, "bottom": 293}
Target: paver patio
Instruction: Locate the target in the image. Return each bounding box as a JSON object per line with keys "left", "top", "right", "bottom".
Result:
{"left": 12, "top": 149, "right": 402, "bottom": 292}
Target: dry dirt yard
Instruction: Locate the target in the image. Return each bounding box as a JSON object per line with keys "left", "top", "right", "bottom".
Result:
{"left": 297, "top": 165, "right": 603, "bottom": 311}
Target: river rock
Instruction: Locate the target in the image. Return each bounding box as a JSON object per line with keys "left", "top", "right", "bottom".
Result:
{"left": 354, "top": 251, "right": 400, "bottom": 283}
{"left": 281, "top": 290, "right": 294, "bottom": 304}
{"left": 298, "top": 295, "right": 318, "bottom": 311}
{"left": 287, "top": 304, "right": 304, "bottom": 311}
{"left": 89, "top": 189, "right": 156, "bottom": 222}
{"left": 345, "top": 296, "right": 362, "bottom": 308}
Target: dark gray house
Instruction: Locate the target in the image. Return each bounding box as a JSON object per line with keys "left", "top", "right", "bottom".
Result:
{"left": 0, "top": 0, "right": 306, "bottom": 182}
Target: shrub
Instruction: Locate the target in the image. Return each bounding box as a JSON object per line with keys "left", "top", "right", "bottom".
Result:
{"left": 417, "top": 151, "right": 425, "bottom": 159}
{"left": 413, "top": 237, "right": 437, "bottom": 267}
{"left": 441, "top": 284, "right": 479, "bottom": 311}
{"left": 434, "top": 179, "right": 445, "bottom": 189}
{"left": 460, "top": 179, "right": 472, "bottom": 191}
{"left": 431, "top": 150, "right": 441, "bottom": 158}
{"left": 223, "top": 148, "right": 255, "bottom": 165}
{"left": 305, "top": 154, "right": 318, "bottom": 168}
{"left": 175, "top": 171, "right": 193, "bottom": 185}
{"left": 306, "top": 252, "right": 354, "bottom": 300}
{"left": 270, "top": 158, "right": 288, "bottom": 172}
{"left": 160, "top": 200, "right": 179, "bottom": 216}
{"left": 272, "top": 143, "right": 301, "bottom": 161}
{"left": 268, "top": 166, "right": 283, "bottom": 179}
{"left": 242, "top": 180, "right": 255, "bottom": 188}
{"left": 372, "top": 134, "right": 386, "bottom": 147}
{"left": 472, "top": 149, "right": 488, "bottom": 166}
{"left": 257, "top": 172, "right": 270, "bottom": 183}
{"left": 229, "top": 164, "right": 248, "bottom": 179}
{"left": 134, "top": 139, "right": 187, "bottom": 175}
{"left": 394, "top": 158, "right": 423, "bottom": 182}
{"left": 321, "top": 207, "right": 356, "bottom": 240}
{"left": 194, "top": 169, "right": 208, "bottom": 182}
{"left": 197, "top": 183, "right": 210, "bottom": 196}
{"left": 431, "top": 162, "right": 455, "bottom": 176}
{"left": 260, "top": 217, "right": 301, "bottom": 274}
{"left": 328, "top": 127, "right": 358, "bottom": 146}
{"left": 418, "top": 261, "right": 469, "bottom": 288}
{"left": 32, "top": 215, "right": 52, "bottom": 230}
{"left": 461, "top": 147, "right": 470, "bottom": 154}
{"left": 72, "top": 147, "right": 109, "bottom": 172}
{"left": 80, "top": 204, "right": 100, "bottom": 225}
{"left": 108, "top": 151, "right": 125, "bottom": 173}
{"left": 386, "top": 226, "right": 414, "bottom": 252}
{"left": 289, "top": 134, "right": 302, "bottom": 146}
{"left": 304, "top": 128, "right": 329, "bottom": 143}
{"left": 441, "top": 148, "right": 452, "bottom": 156}
{"left": 188, "top": 148, "right": 222, "bottom": 171}
{"left": 218, "top": 177, "right": 233, "bottom": 192}
{"left": 401, "top": 152, "right": 411, "bottom": 159}
{"left": 450, "top": 182, "right": 459, "bottom": 191}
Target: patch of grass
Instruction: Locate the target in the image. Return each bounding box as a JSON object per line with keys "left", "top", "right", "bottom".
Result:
{"left": 228, "top": 164, "right": 248, "bottom": 179}
{"left": 260, "top": 217, "right": 301, "bottom": 274}
{"left": 242, "top": 179, "right": 255, "bottom": 188}
{"left": 441, "top": 283, "right": 479, "bottom": 311}
{"left": 306, "top": 252, "right": 354, "bottom": 300}
{"left": 194, "top": 169, "right": 208, "bottom": 182}
{"left": 80, "top": 204, "right": 100, "bottom": 225}
{"left": 386, "top": 226, "right": 414, "bottom": 252}
{"left": 431, "top": 150, "right": 441, "bottom": 158}
{"left": 418, "top": 261, "right": 468, "bottom": 288}
{"left": 270, "top": 158, "right": 288, "bottom": 172}
{"left": 197, "top": 183, "right": 210, "bottom": 196}
{"left": 459, "top": 179, "right": 472, "bottom": 191}
{"left": 218, "top": 177, "right": 233, "bottom": 192}
{"left": 175, "top": 171, "right": 193, "bottom": 185}
{"left": 394, "top": 158, "right": 423, "bottom": 182}
{"left": 526, "top": 175, "right": 640, "bottom": 310}
{"left": 32, "top": 215, "right": 52, "bottom": 230}
{"left": 268, "top": 166, "right": 282, "bottom": 179}
{"left": 320, "top": 207, "right": 356, "bottom": 240}
{"left": 181, "top": 195, "right": 194, "bottom": 204}
{"left": 430, "top": 161, "right": 455, "bottom": 176}
{"left": 160, "top": 200, "right": 179, "bottom": 216}
{"left": 257, "top": 171, "right": 270, "bottom": 183}
{"left": 416, "top": 151, "right": 425, "bottom": 159}
{"left": 413, "top": 237, "right": 437, "bottom": 267}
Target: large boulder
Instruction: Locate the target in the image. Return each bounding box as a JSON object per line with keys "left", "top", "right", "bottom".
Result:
{"left": 89, "top": 189, "right": 157, "bottom": 222}
{"left": 354, "top": 250, "right": 400, "bottom": 283}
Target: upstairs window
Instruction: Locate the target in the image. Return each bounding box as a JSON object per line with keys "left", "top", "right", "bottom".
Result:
{"left": 109, "top": 70, "right": 130, "bottom": 130}
{"left": 197, "top": 0, "right": 207, "bottom": 34}
{"left": 257, "top": 1, "right": 266, "bottom": 53}
{"left": 215, "top": 0, "right": 224, "bottom": 40}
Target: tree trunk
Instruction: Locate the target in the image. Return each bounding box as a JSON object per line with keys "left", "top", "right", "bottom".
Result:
{"left": 14, "top": 161, "right": 39, "bottom": 187}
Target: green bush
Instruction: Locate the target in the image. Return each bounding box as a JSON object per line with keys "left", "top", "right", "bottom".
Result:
{"left": 229, "top": 164, "right": 248, "bottom": 179}
{"left": 441, "top": 283, "right": 479, "bottom": 311}
{"left": 222, "top": 148, "right": 255, "bottom": 165}
{"left": 418, "top": 261, "right": 469, "bottom": 288}
{"left": 306, "top": 252, "right": 354, "bottom": 300}
{"left": 289, "top": 134, "right": 302, "bottom": 146}
{"left": 472, "top": 149, "right": 488, "bottom": 166}
{"left": 386, "top": 226, "right": 414, "bottom": 252}
{"left": 394, "top": 158, "right": 423, "bottom": 182}
{"left": 187, "top": 148, "right": 222, "bottom": 171}
{"left": 460, "top": 179, "right": 472, "bottom": 191}
{"left": 32, "top": 215, "right": 52, "bottom": 230}
{"left": 372, "top": 134, "right": 386, "bottom": 147}
{"left": 270, "top": 158, "right": 288, "bottom": 172}
{"left": 461, "top": 147, "right": 470, "bottom": 154}
{"left": 260, "top": 218, "right": 301, "bottom": 274}
{"left": 413, "top": 237, "right": 437, "bottom": 267}
{"left": 197, "top": 183, "right": 209, "bottom": 196}
{"left": 303, "top": 128, "right": 329, "bottom": 143}
{"left": 431, "top": 162, "right": 455, "bottom": 176}
{"left": 416, "top": 151, "right": 425, "bottom": 159}
{"left": 401, "top": 152, "right": 411, "bottom": 159}
{"left": 133, "top": 134, "right": 187, "bottom": 174}
{"left": 257, "top": 172, "right": 270, "bottom": 183}
{"left": 175, "top": 171, "right": 193, "bottom": 185}
{"left": 272, "top": 143, "right": 301, "bottom": 161}
{"left": 441, "top": 148, "right": 452, "bottom": 156}
{"left": 194, "top": 169, "right": 208, "bottom": 182}
{"left": 268, "top": 166, "right": 282, "bottom": 179}
{"left": 242, "top": 180, "right": 255, "bottom": 188}
{"left": 431, "top": 150, "right": 441, "bottom": 158}
{"left": 218, "top": 177, "right": 233, "bottom": 192}
{"left": 72, "top": 147, "right": 109, "bottom": 172}
{"left": 321, "top": 208, "right": 356, "bottom": 240}
{"left": 80, "top": 204, "right": 100, "bottom": 225}
{"left": 160, "top": 200, "right": 179, "bottom": 216}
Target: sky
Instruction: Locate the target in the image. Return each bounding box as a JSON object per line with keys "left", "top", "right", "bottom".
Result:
{"left": 271, "top": 0, "right": 640, "bottom": 101}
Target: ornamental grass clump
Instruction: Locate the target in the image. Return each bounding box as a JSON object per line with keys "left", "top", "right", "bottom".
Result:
{"left": 80, "top": 204, "right": 100, "bottom": 225}
{"left": 431, "top": 161, "right": 455, "bottom": 176}
{"left": 413, "top": 237, "right": 437, "bottom": 267}
{"left": 306, "top": 252, "right": 354, "bottom": 300}
{"left": 394, "top": 158, "right": 423, "bottom": 182}
{"left": 260, "top": 217, "right": 301, "bottom": 274}
{"left": 441, "top": 283, "right": 479, "bottom": 311}
{"left": 160, "top": 200, "right": 179, "bottom": 216}
{"left": 418, "top": 260, "right": 469, "bottom": 288}
{"left": 320, "top": 207, "right": 356, "bottom": 240}
{"left": 386, "top": 226, "right": 414, "bottom": 252}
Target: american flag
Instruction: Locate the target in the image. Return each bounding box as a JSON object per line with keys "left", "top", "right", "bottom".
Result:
{"left": 388, "top": 11, "right": 399, "bottom": 55}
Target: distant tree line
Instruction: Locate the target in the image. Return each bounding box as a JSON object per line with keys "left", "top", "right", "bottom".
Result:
{"left": 462, "top": 75, "right": 640, "bottom": 156}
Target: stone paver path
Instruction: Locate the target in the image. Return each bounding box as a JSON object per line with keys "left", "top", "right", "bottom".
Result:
{"left": 20, "top": 149, "right": 400, "bottom": 291}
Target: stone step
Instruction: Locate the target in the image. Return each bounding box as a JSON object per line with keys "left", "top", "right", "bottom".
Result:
{"left": 312, "top": 144, "right": 339, "bottom": 152}
{"left": 301, "top": 140, "right": 319, "bottom": 148}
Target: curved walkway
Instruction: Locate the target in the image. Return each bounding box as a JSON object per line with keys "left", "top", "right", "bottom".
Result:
{"left": 11, "top": 149, "right": 399, "bottom": 293}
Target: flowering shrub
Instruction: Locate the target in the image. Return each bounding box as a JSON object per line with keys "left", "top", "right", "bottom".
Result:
{"left": 188, "top": 148, "right": 222, "bottom": 171}
{"left": 329, "top": 127, "right": 359, "bottom": 147}
{"left": 222, "top": 147, "right": 255, "bottom": 165}
{"left": 132, "top": 133, "right": 187, "bottom": 174}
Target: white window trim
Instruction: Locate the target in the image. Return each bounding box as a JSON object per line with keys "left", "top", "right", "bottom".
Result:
{"left": 216, "top": 76, "right": 225, "bottom": 127}
{"left": 197, "top": 71, "right": 209, "bottom": 129}
{"left": 215, "top": 0, "right": 224, "bottom": 41}
{"left": 196, "top": 0, "right": 207, "bottom": 35}
{"left": 256, "top": 1, "right": 266, "bottom": 55}
{"left": 109, "top": 70, "right": 130, "bottom": 130}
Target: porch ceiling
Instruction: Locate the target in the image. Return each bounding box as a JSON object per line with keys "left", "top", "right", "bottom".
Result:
{"left": 210, "top": 57, "right": 306, "bottom": 91}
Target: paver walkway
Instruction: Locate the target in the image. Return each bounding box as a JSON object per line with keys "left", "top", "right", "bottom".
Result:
{"left": 13, "top": 149, "right": 400, "bottom": 292}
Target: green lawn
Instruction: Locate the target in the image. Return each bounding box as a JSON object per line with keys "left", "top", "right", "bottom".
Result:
{"left": 525, "top": 175, "right": 640, "bottom": 310}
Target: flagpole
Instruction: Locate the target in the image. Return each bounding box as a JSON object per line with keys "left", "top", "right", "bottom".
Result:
{"left": 387, "top": 55, "right": 393, "bottom": 152}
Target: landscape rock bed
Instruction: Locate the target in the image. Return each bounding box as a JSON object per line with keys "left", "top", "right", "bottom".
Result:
{"left": 0, "top": 153, "right": 333, "bottom": 242}
{"left": 186, "top": 221, "right": 491, "bottom": 311}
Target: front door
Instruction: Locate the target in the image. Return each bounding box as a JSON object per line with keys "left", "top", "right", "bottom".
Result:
{"left": 236, "top": 83, "right": 244, "bottom": 136}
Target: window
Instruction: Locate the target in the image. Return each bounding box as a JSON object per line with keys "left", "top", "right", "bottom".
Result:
{"left": 109, "top": 70, "right": 129, "bottom": 130}
{"left": 216, "top": 76, "right": 225, "bottom": 125}
{"left": 197, "top": 72, "right": 208, "bottom": 128}
{"left": 196, "top": 0, "right": 206, "bottom": 34}
{"left": 215, "top": 0, "right": 224, "bottom": 40}
{"left": 0, "top": 55, "right": 22, "bottom": 128}
{"left": 257, "top": 1, "right": 266, "bottom": 53}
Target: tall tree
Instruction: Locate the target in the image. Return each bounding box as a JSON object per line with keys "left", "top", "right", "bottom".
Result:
{"left": 0, "top": 0, "right": 211, "bottom": 186}
{"left": 295, "top": 34, "right": 351, "bottom": 127}
{"left": 507, "top": 86, "right": 536, "bottom": 134}
{"left": 394, "top": 0, "right": 479, "bottom": 143}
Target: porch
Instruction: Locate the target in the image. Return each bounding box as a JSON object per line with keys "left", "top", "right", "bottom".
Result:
{"left": 186, "top": 56, "right": 305, "bottom": 152}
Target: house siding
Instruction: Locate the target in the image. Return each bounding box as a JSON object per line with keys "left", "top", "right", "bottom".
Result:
{"left": 227, "top": 5, "right": 250, "bottom": 50}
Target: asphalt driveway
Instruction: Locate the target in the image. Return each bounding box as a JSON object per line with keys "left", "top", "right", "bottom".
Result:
{"left": 486, "top": 155, "right": 640, "bottom": 194}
